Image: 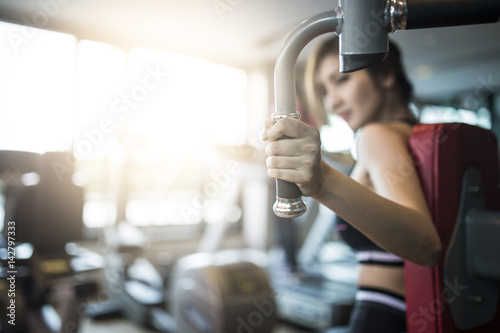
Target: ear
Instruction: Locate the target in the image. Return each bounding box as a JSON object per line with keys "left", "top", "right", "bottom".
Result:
{"left": 378, "top": 70, "right": 396, "bottom": 90}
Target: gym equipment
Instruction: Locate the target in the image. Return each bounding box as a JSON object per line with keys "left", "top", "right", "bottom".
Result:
{"left": 88, "top": 143, "right": 275, "bottom": 332}
{"left": 88, "top": 221, "right": 170, "bottom": 329}
{"left": 92, "top": 221, "right": 276, "bottom": 333}
{"left": 169, "top": 249, "right": 275, "bottom": 333}
{"left": 406, "top": 123, "right": 500, "bottom": 332}
{"left": 0, "top": 151, "right": 102, "bottom": 333}
{"left": 320, "top": 123, "right": 500, "bottom": 332}
{"left": 271, "top": 0, "right": 500, "bottom": 218}
{"left": 271, "top": 1, "right": 500, "bottom": 331}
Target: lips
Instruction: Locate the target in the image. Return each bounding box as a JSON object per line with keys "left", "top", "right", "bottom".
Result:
{"left": 338, "top": 111, "right": 351, "bottom": 121}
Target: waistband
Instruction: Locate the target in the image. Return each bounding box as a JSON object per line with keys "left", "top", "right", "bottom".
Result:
{"left": 356, "top": 286, "right": 406, "bottom": 312}
{"left": 356, "top": 250, "right": 405, "bottom": 267}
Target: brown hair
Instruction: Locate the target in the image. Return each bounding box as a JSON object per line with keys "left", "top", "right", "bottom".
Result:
{"left": 304, "top": 35, "right": 413, "bottom": 127}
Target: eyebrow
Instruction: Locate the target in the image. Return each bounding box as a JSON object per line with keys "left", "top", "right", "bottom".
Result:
{"left": 319, "top": 72, "right": 341, "bottom": 86}
{"left": 316, "top": 70, "right": 344, "bottom": 88}
{"left": 328, "top": 72, "right": 340, "bottom": 82}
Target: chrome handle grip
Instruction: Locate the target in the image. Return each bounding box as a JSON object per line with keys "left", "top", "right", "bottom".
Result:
{"left": 271, "top": 112, "right": 307, "bottom": 218}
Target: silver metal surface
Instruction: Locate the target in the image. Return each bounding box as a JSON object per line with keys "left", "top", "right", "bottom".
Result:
{"left": 273, "top": 197, "right": 307, "bottom": 218}
{"left": 272, "top": 112, "right": 301, "bottom": 123}
{"left": 385, "top": 0, "right": 408, "bottom": 32}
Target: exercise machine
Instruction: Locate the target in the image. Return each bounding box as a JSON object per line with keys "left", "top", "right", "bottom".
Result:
{"left": 270, "top": 1, "right": 500, "bottom": 331}
{"left": 271, "top": 0, "right": 500, "bottom": 218}
{"left": 0, "top": 151, "right": 102, "bottom": 333}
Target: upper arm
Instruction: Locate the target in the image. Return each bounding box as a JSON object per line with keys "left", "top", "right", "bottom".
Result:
{"left": 357, "top": 124, "right": 431, "bottom": 219}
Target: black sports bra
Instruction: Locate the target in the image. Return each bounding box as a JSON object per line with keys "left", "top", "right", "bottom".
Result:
{"left": 334, "top": 118, "right": 417, "bottom": 267}
{"left": 335, "top": 215, "right": 405, "bottom": 266}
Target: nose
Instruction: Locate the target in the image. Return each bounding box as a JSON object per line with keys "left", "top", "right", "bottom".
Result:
{"left": 326, "top": 89, "right": 342, "bottom": 114}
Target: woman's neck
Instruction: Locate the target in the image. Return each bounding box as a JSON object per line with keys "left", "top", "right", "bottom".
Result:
{"left": 377, "top": 90, "right": 415, "bottom": 124}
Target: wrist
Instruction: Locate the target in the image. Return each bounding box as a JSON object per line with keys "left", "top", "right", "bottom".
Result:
{"left": 312, "top": 160, "right": 335, "bottom": 201}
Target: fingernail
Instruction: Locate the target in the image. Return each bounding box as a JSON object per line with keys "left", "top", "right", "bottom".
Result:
{"left": 261, "top": 131, "right": 269, "bottom": 142}
{"left": 265, "top": 144, "right": 271, "bottom": 155}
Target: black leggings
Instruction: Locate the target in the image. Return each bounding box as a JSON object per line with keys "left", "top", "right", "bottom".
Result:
{"left": 347, "top": 288, "right": 407, "bottom": 333}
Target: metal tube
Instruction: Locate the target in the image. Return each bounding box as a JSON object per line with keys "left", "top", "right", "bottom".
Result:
{"left": 404, "top": 0, "right": 500, "bottom": 30}
{"left": 272, "top": 10, "right": 341, "bottom": 218}
{"left": 274, "top": 10, "right": 341, "bottom": 116}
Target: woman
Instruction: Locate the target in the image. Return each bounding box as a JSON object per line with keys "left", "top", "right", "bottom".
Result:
{"left": 262, "top": 36, "right": 442, "bottom": 332}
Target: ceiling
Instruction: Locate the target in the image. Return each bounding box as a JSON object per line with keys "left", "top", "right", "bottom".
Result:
{"left": 0, "top": 0, "right": 499, "bottom": 104}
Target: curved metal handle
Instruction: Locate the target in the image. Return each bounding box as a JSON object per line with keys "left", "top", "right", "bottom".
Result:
{"left": 272, "top": 11, "right": 341, "bottom": 218}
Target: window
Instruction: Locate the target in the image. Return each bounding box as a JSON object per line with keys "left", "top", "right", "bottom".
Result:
{"left": 0, "top": 22, "right": 76, "bottom": 232}
{"left": 0, "top": 21, "right": 249, "bottom": 231}
{"left": 419, "top": 105, "right": 491, "bottom": 129}
{"left": 0, "top": 21, "right": 76, "bottom": 153}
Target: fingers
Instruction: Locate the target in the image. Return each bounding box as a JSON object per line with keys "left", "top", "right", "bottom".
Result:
{"left": 265, "top": 129, "right": 321, "bottom": 159}
{"left": 262, "top": 117, "right": 323, "bottom": 197}
{"left": 266, "top": 168, "right": 298, "bottom": 183}
{"left": 266, "top": 162, "right": 316, "bottom": 185}
{"left": 266, "top": 155, "right": 302, "bottom": 169}
{"left": 260, "top": 119, "right": 274, "bottom": 142}
{"left": 265, "top": 139, "right": 302, "bottom": 157}
{"left": 267, "top": 118, "right": 308, "bottom": 142}
{"left": 261, "top": 117, "right": 315, "bottom": 143}
{"left": 266, "top": 160, "right": 304, "bottom": 183}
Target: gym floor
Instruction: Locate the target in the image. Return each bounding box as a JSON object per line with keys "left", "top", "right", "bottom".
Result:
{"left": 81, "top": 318, "right": 315, "bottom": 333}
{"left": 76, "top": 235, "right": 319, "bottom": 333}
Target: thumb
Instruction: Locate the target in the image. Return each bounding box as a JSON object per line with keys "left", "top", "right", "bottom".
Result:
{"left": 260, "top": 119, "right": 274, "bottom": 141}
{"left": 267, "top": 118, "right": 304, "bottom": 142}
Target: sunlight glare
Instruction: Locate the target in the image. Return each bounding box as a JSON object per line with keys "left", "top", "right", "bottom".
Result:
{"left": 126, "top": 47, "right": 247, "bottom": 158}
{"left": 0, "top": 21, "right": 76, "bottom": 153}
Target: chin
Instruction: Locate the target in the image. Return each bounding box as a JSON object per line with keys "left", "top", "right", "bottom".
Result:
{"left": 350, "top": 118, "right": 373, "bottom": 132}
{"left": 348, "top": 120, "right": 361, "bottom": 132}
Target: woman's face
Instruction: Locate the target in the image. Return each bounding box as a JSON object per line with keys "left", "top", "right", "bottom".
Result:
{"left": 317, "top": 54, "right": 384, "bottom": 132}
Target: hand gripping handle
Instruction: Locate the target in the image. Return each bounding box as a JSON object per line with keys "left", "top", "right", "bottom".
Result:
{"left": 271, "top": 112, "right": 307, "bottom": 218}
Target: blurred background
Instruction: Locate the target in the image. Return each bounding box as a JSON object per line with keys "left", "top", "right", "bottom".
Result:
{"left": 0, "top": 1, "right": 499, "bottom": 332}
{"left": 0, "top": 0, "right": 498, "bottom": 233}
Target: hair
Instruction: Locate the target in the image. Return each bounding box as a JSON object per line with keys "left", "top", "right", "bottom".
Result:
{"left": 304, "top": 35, "right": 413, "bottom": 127}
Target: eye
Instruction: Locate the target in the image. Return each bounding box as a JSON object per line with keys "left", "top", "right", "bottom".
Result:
{"left": 317, "top": 84, "right": 326, "bottom": 97}
{"left": 336, "top": 75, "right": 350, "bottom": 85}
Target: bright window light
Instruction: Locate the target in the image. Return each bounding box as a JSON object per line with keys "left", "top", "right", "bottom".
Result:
{"left": 74, "top": 39, "right": 127, "bottom": 160}
{"left": 82, "top": 194, "right": 117, "bottom": 228}
{"left": 320, "top": 114, "right": 355, "bottom": 153}
{"left": 126, "top": 47, "right": 247, "bottom": 158}
{"left": 0, "top": 21, "right": 76, "bottom": 153}
{"left": 0, "top": 22, "right": 250, "bottom": 229}
{"left": 202, "top": 63, "right": 247, "bottom": 146}
{"left": 120, "top": 48, "right": 248, "bottom": 226}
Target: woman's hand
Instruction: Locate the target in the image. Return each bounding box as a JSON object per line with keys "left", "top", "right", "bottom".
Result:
{"left": 261, "top": 117, "right": 323, "bottom": 197}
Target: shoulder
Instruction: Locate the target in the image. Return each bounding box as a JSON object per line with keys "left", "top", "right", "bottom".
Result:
{"left": 356, "top": 122, "right": 412, "bottom": 162}
{"left": 359, "top": 122, "right": 411, "bottom": 141}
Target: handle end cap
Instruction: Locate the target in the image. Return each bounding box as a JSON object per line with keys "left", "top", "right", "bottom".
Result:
{"left": 273, "top": 197, "right": 307, "bottom": 218}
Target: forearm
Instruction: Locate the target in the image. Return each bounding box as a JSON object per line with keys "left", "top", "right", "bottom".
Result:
{"left": 313, "top": 160, "right": 441, "bottom": 267}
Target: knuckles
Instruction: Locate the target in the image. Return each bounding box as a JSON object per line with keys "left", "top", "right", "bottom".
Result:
{"left": 263, "top": 119, "right": 322, "bottom": 195}
{"left": 303, "top": 142, "right": 320, "bottom": 156}
{"left": 266, "top": 156, "right": 275, "bottom": 168}
{"left": 265, "top": 143, "right": 278, "bottom": 156}
{"left": 267, "top": 168, "right": 282, "bottom": 179}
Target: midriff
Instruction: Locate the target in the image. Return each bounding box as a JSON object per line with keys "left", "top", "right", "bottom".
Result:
{"left": 357, "top": 264, "right": 405, "bottom": 296}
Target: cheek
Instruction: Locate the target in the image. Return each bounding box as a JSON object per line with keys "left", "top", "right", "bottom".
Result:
{"left": 351, "top": 79, "right": 381, "bottom": 115}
